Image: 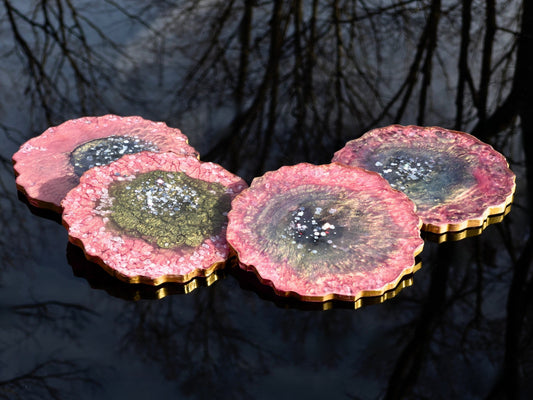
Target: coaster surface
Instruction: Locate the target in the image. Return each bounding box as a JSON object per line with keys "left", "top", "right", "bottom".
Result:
{"left": 62, "top": 152, "right": 247, "bottom": 285}
{"left": 13, "top": 115, "right": 199, "bottom": 212}
{"left": 333, "top": 125, "right": 516, "bottom": 233}
{"left": 227, "top": 163, "right": 424, "bottom": 302}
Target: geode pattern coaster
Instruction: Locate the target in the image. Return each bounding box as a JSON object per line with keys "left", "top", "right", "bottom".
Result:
{"left": 13, "top": 115, "right": 199, "bottom": 213}
{"left": 234, "top": 258, "right": 422, "bottom": 310}
{"left": 422, "top": 204, "right": 512, "bottom": 243}
{"left": 332, "top": 125, "right": 516, "bottom": 233}
{"left": 62, "top": 152, "right": 247, "bottom": 285}
{"left": 68, "top": 241, "right": 224, "bottom": 300}
{"left": 226, "top": 163, "right": 424, "bottom": 302}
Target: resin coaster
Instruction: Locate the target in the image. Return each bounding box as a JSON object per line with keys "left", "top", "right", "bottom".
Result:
{"left": 68, "top": 242, "right": 224, "bottom": 300}
{"left": 422, "top": 204, "right": 512, "bottom": 243}
{"left": 332, "top": 125, "right": 516, "bottom": 234}
{"left": 13, "top": 115, "right": 199, "bottom": 213}
{"left": 232, "top": 258, "right": 422, "bottom": 310}
{"left": 62, "top": 152, "right": 247, "bottom": 285}
{"left": 226, "top": 163, "right": 424, "bottom": 302}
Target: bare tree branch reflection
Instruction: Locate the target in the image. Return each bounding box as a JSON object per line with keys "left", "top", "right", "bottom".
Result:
{"left": 11, "top": 300, "right": 97, "bottom": 339}
{"left": 1, "top": 0, "right": 524, "bottom": 177}
{"left": 116, "top": 288, "right": 279, "bottom": 398}
{"left": 0, "top": 0, "right": 532, "bottom": 398}
{"left": 0, "top": 299, "right": 101, "bottom": 399}
{"left": 0, "top": 360, "right": 98, "bottom": 400}
{"left": 383, "top": 243, "right": 450, "bottom": 400}
{"left": 109, "top": 0, "right": 516, "bottom": 180}
{"left": 0, "top": 0, "right": 163, "bottom": 126}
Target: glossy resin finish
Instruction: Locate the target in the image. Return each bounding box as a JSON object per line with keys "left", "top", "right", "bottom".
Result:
{"left": 333, "top": 125, "right": 516, "bottom": 233}
{"left": 227, "top": 163, "right": 424, "bottom": 302}
{"left": 62, "top": 152, "right": 247, "bottom": 285}
{"left": 13, "top": 115, "right": 199, "bottom": 212}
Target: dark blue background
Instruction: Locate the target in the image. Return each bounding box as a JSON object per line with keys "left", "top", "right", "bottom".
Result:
{"left": 1, "top": 1, "right": 531, "bottom": 399}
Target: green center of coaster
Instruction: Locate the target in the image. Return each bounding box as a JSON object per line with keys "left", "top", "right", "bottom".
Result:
{"left": 107, "top": 171, "right": 231, "bottom": 248}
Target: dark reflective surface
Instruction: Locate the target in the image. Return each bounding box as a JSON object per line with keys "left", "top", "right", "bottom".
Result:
{"left": 1, "top": 1, "right": 531, "bottom": 399}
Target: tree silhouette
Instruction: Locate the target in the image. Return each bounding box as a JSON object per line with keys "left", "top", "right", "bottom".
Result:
{"left": 0, "top": 1, "right": 531, "bottom": 399}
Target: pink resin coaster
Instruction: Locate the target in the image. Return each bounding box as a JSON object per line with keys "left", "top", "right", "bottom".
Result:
{"left": 227, "top": 163, "right": 424, "bottom": 302}
{"left": 333, "top": 125, "right": 516, "bottom": 234}
{"left": 62, "top": 152, "right": 247, "bottom": 285}
{"left": 13, "top": 115, "right": 199, "bottom": 213}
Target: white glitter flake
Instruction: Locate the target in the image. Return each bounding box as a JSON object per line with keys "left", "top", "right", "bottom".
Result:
{"left": 284, "top": 206, "right": 339, "bottom": 251}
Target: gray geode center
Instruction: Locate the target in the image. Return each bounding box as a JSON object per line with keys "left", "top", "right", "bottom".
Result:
{"left": 283, "top": 205, "right": 341, "bottom": 253}
{"left": 70, "top": 136, "right": 158, "bottom": 177}
{"left": 370, "top": 149, "right": 474, "bottom": 205}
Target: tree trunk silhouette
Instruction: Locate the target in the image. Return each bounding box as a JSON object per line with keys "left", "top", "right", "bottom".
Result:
{"left": 486, "top": 0, "right": 533, "bottom": 397}
{"left": 454, "top": 0, "right": 472, "bottom": 130}
{"left": 235, "top": 0, "right": 254, "bottom": 113}
{"left": 417, "top": 0, "right": 441, "bottom": 125}
{"left": 477, "top": 0, "right": 496, "bottom": 124}
{"left": 383, "top": 243, "right": 452, "bottom": 400}
{"left": 472, "top": 0, "right": 528, "bottom": 139}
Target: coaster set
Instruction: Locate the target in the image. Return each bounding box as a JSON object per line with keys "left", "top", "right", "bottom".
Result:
{"left": 13, "top": 117, "right": 516, "bottom": 304}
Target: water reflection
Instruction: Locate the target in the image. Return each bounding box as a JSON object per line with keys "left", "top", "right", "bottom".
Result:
{"left": 0, "top": 295, "right": 101, "bottom": 399}
{"left": 0, "top": 0, "right": 532, "bottom": 398}
{"left": 114, "top": 286, "right": 277, "bottom": 399}
{"left": 0, "top": 360, "right": 100, "bottom": 400}
{"left": 2, "top": 1, "right": 525, "bottom": 179}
